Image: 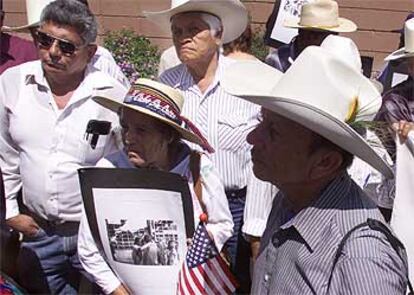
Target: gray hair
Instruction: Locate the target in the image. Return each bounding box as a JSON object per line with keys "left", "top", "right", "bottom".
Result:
{"left": 199, "top": 13, "right": 223, "bottom": 38}
{"left": 40, "top": 0, "right": 97, "bottom": 44}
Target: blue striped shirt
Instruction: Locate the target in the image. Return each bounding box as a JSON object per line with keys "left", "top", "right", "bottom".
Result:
{"left": 159, "top": 55, "right": 260, "bottom": 190}
{"left": 253, "top": 173, "right": 408, "bottom": 294}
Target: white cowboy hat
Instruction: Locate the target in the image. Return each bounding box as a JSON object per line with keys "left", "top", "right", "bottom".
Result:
{"left": 320, "top": 35, "right": 384, "bottom": 93}
{"left": 93, "top": 78, "right": 214, "bottom": 153}
{"left": 143, "top": 0, "right": 248, "bottom": 44}
{"left": 221, "top": 46, "right": 393, "bottom": 178}
{"left": 1, "top": 0, "right": 53, "bottom": 32}
{"left": 385, "top": 18, "right": 414, "bottom": 61}
{"left": 284, "top": 0, "right": 357, "bottom": 33}
{"left": 320, "top": 35, "right": 362, "bottom": 70}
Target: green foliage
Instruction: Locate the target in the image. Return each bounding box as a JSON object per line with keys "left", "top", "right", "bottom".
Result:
{"left": 103, "top": 29, "right": 161, "bottom": 82}
{"left": 251, "top": 28, "right": 268, "bottom": 61}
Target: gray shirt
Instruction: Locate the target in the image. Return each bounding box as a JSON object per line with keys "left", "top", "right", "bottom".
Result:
{"left": 252, "top": 173, "right": 408, "bottom": 294}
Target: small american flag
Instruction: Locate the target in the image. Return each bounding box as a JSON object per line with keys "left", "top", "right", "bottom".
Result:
{"left": 177, "top": 222, "right": 238, "bottom": 295}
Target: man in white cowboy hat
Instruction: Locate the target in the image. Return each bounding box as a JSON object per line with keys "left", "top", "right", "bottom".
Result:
{"left": 0, "top": 0, "right": 128, "bottom": 293}
{"left": 375, "top": 18, "right": 414, "bottom": 218}
{"left": 221, "top": 46, "right": 410, "bottom": 294}
{"left": 145, "top": 0, "right": 273, "bottom": 291}
{"left": 265, "top": 0, "right": 357, "bottom": 72}
{"left": 0, "top": 0, "right": 37, "bottom": 74}
{"left": 2, "top": 0, "right": 130, "bottom": 88}
{"left": 376, "top": 18, "right": 414, "bottom": 156}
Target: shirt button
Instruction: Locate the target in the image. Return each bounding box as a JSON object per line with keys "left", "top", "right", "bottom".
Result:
{"left": 264, "top": 274, "right": 270, "bottom": 282}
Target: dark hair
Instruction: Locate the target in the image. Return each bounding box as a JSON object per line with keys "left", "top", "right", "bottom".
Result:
{"left": 222, "top": 24, "right": 252, "bottom": 55}
{"left": 40, "top": 0, "right": 97, "bottom": 44}
{"left": 75, "top": 0, "right": 89, "bottom": 8}
{"left": 308, "top": 133, "right": 354, "bottom": 170}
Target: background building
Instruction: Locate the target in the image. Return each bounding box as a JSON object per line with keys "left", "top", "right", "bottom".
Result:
{"left": 3, "top": 0, "right": 413, "bottom": 73}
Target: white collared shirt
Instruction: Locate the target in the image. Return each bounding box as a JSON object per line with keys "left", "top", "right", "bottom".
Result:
{"left": 0, "top": 60, "right": 128, "bottom": 222}
{"left": 92, "top": 46, "right": 131, "bottom": 89}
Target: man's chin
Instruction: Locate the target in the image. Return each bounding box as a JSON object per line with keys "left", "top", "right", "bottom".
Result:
{"left": 252, "top": 165, "right": 270, "bottom": 182}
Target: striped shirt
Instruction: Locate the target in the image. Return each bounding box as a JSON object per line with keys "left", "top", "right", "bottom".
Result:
{"left": 160, "top": 55, "right": 273, "bottom": 236}
{"left": 253, "top": 173, "right": 408, "bottom": 294}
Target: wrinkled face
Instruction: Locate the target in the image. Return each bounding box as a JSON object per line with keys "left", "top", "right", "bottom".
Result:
{"left": 37, "top": 21, "right": 96, "bottom": 79}
{"left": 120, "top": 108, "right": 171, "bottom": 169}
{"left": 246, "top": 109, "right": 316, "bottom": 188}
{"left": 171, "top": 13, "right": 220, "bottom": 66}
{"left": 296, "top": 29, "right": 332, "bottom": 55}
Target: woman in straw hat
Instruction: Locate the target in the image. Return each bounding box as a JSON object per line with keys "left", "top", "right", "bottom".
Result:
{"left": 77, "top": 78, "right": 233, "bottom": 295}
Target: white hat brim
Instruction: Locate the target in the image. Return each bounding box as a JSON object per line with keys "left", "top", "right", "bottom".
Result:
{"left": 143, "top": 0, "right": 248, "bottom": 44}
{"left": 284, "top": 17, "right": 357, "bottom": 33}
{"left": 1, "top": 23, "right": 38, "bottom": 33}
{"left": 385, "top": 47, "right": 414, "bottom": 61}
{"left": 93, "top": 96, "right": 205, "bottom": 147}
{"left": 221, "top": 60, "right": 393, "bottom": 179}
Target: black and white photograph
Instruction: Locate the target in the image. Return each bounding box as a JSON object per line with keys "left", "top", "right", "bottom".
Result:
{"left": 265, "top": 0, "right": 313, "bottom": 45}
{"left": 283, "top": 0, "right": 307, "bottom": 17}
{"left": 106, "top": 218, "right": 180, "bottom": 266}
{"left": 78, "top": 168, "right": 194, "bottom": 294}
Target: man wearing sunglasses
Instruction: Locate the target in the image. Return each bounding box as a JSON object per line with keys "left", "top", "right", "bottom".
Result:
{"left": 3, "top": 0, "right": 130, "bottom": 89}
{"left": 0, "top": 0, "right": 128, "bottom": 293}
{"left": 0, "top": 0, "right": 37, "bottom": 74}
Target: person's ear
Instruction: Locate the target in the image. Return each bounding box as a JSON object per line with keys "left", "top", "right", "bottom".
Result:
{"left": 308, "top": 149, "right": 343, "bottom": 181}
{"left": 86, "top": 44, "right": 97, "bottom": 62}
{"left": 214, "top": 27, "right": 223, "bottom": 46}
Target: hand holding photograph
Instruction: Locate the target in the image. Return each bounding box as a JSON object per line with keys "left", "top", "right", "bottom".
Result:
{"left": 79, "top": 167, "right": 194, "bottom": 294}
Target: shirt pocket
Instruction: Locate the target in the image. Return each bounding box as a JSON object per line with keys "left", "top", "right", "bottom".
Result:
{"left": 79, "top": 132, "right": 110, "bottom": 165}
{"left": 64, "top": 124, "right": 109, "bottom": 165}
{"left": 217, "top": 116, "right": 248, "bottom": 152}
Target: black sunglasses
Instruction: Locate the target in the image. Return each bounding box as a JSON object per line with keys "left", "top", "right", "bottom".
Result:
{"left": 35, "top": 31, "right": 84, "bottom": 56}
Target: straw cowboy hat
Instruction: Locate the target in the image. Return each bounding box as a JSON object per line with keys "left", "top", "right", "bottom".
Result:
{"left": 93, "top": 78, "right": 214, "bottom": 153}
{"left": 143, "top": 0, "right": 248, "bottom": 44}
{"left": 385, "top": 18, "right": 414, "bottom": 61}
{"left": 1, "top": 0, "right": 53, "bottom": 32}
{"left": 221, "top": 46, "right": 393, "bottom": 178}
{"left": 284, "top": 0, "right": 357, "bottom": 33}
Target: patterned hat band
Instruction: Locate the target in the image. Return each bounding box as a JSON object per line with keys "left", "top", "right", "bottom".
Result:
{"left": 124, "top": 89, "right": 183, "bottom": 126}
{"left": 124, "top": 89, "right": 215, "bottom": 153}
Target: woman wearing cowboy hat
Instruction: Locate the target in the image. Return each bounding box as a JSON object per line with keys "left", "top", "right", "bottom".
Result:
{"left": 77, "top": 78, "right": 233, "bottom": 295}
{"left": 146, "top": 2, "right": 272, "bottom": 291}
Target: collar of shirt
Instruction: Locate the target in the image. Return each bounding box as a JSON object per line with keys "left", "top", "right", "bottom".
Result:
{"left": 24, "top": 62, "right": 117, "bottom": 108}
{"left": 279, "top": 173, "right": 352, "bottom": 252}
{"left": 175, "top": 53, "right": 231, "bottom": 94}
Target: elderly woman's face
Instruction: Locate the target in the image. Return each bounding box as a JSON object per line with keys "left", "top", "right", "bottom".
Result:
{"left": 171, "top": 13, "right": 220, "bottom": 65}
{"left": 120, "top": 108, "right": 172, "bottom": 169}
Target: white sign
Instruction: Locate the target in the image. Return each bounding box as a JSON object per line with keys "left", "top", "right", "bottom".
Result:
{"left": 269, "top": 0, "right": 314, "bottom": 44}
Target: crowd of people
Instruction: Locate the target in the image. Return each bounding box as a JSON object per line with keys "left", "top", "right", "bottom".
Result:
{"left": 0, "top": 0, "right": 413, "bottom": 294}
